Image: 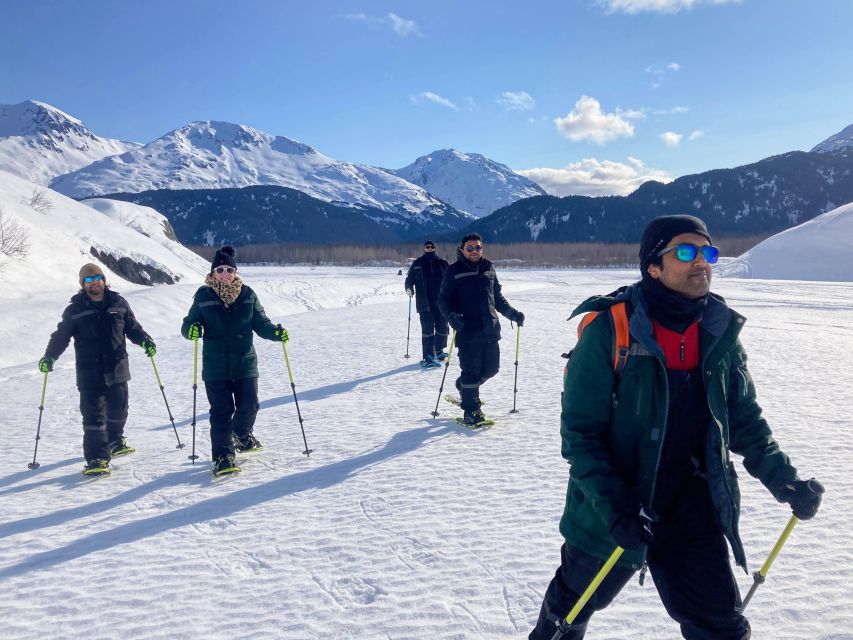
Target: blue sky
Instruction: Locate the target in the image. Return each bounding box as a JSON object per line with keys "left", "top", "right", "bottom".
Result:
{"left": 2, "top": 0, "right": 852, "bottom": 195}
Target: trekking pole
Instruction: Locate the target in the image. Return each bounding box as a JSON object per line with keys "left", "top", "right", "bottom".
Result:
{"left": 404, "top": 295, "right": 412, "bottom": 359}
{"left": 550, "top": 546, "right": 625, "bottom": 640}
{"left": 188, "top": 336, "right": 200, "bottom": 463}
{"left": 148, "top": 354, "right": 185, "bottom": 449}
{"left": 740, "top": 478, "right": 822, "bottom": 612}
{"left": 28, "top": 371, "right": 49, "bottom": 470}
{"left": 510, "top": 325, "right": 521, "bottom": 414}
{"left": 430, "top": 332, "right": 457, "bottom": 417}
{"left": 282, "top": 340, "right": 312, "bottom": 457}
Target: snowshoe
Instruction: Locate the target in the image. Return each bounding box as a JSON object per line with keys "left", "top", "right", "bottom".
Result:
{"left": 109, "top": 436, "right": 136, "bottom": 457}
{"left": 213, "top": 455, "right": 241, "bottom": 477}
{"left": 434, "top": 351, "right": 449, "bottom": 361}
{"left": 82, "top": 458, "right": 111, "bottom": 476}
{"left": 457, "top": 409, "right": 495, "bottom": 429}
{"left": 444, "top": 395, "right": 486, "bottom": 408}
{"left": 235, "top": 434, "right": 263, "bottom": 453}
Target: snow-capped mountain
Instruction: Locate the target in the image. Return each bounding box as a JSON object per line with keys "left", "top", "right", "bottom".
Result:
{"left": 391, "top": 148, "right": 546, "bottom": 218}
{"left": 811, "top": 123, "right": 853, "bottom": 154}
{"left": 0, "top": 100, "right": 140, "bottom": 186}
{"left": 49, "top": 121, "right": 466, "bottom": 221}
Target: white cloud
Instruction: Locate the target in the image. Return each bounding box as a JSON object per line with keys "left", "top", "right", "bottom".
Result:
{"left": 338, "top": 12, "right": 423, "bottom": 38}
{"left": 496, "top": 91, "right": 535, "bottom": 112}
{"left": 387, "top": 12, "right": 423, "bottom": 37}
{"left": 660, "top": 131, "right": 683, "bottom": 146}
{"left": 667, "top": 62, "right": 681, "bottom": 71}
{"left": 410, "top": 92, "right": 458, "bottom": 111}
{"left": 518, "top": 157, "right": 673, "bottom": 197}
{"left": 554, "top": 96, "right": 636, "bottom": 145}
{"left": 598, "top": 0, "right": 741, "bottom": 15}
{"left": 688, "top": 129, "right": 705, "bottom": 140}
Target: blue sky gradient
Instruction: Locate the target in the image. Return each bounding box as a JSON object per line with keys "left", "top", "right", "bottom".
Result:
{"left": 2, "top": 0, "right": 851, "bottom": 194}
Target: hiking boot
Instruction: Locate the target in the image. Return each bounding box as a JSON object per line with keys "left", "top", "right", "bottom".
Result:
{"left": 83, "top": 458, "right": 111, "bottom": 475}
{"left": 235, "top": 434, "right": 263, "bottom": 453}
{"left": 463, "top": 408, "right": 487, "bottom": 426}
{"left": 420, "top": 355, "right": 441, "bottom": 369}
{"left": 434, "top": 351, "right": 448, "bottom": 361}
{"left": 213, "top": 454, "right": 240, "bottom": 476}
{"left": 109, "top": 436, "right": 135, "bottom": 457}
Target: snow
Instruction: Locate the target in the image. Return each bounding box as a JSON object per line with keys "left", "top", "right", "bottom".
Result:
{"left": 0, "top": 100, "right": 140, "bottom": 186}
{"left": 811, "top": 123, "right": 853, "bottom": 154}
{"left": 47, "top": 121, "right": 467, "bottom": 220}
{"left": 1, "top": 263, "right": 851, "bottom": 639}
{"left": 717, "top": 201, "right": 853, "bottom": 282}
{"left": 392, "top": 148, "right": 546, "bottom": 218}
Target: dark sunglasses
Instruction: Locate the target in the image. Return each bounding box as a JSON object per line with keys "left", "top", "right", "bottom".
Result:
{"left": 83, "top": 274, "right": 104, "bottom": 283}
{"left": 214, "top": 266, "right": 236, "bottom": 274}
{"left": 463, "top": 244, "right": 483, "bottom": 252}
{"left": 657, "top": 243, "right": 719, "bottom": 264}
{"left": 424, "top": 245, "right": 436, "bottom": 250}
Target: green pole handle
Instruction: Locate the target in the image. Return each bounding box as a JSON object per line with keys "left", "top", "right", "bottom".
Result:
{"left": 282, "top": 340, "right": 295, "bottom": 384}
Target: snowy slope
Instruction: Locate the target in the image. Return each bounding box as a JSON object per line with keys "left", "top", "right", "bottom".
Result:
{"left": 392, "top": 148, "right": 546, "bottom": 218}
{"left": 0, "top": 170, "right": 208, "bottom": 366}
{"left": 0, "top": 266, "right": 850, "bottom": 639}
{"left": 49, "top": 121, "right": 467, "bottom": 221}
{"left": 0, "top": 100, "right": 140, "bottom": 186}
{"left": 811, "top": 123, "right": 853, "bottom": 154}
{"left": 82, "top": 198, "right": 181, "bottom": 244}
{"left": 717, "top": 201, "right": 853, "bottom": 281}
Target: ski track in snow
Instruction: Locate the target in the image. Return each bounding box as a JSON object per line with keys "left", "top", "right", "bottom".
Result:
{"left": 1, "top": 267, "right": 851, "bottom": 639}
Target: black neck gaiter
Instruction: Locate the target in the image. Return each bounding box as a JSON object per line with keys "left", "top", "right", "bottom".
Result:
{"left": 639, "top": 275, "right": 708, "bottom": 333}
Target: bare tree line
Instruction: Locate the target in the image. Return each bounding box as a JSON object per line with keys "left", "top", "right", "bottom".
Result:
{"left": 0, "top": 205, "right": 31, "bottom": 274}
{"left": 189, "top": 235, "right": 768, "bottom": 268}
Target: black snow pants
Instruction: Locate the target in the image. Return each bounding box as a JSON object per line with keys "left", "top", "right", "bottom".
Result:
{"left": 455, "top": 335, "right": 500, "bottom": 411}
{"left": 79, "top": 381, "right": 129, "bottom": 462}
{"left": 419, "top": 306, "right": 448, "bottom": 360}
{"left": 205, "top": 377, "right": 260, "bottom": 459}
{"left": 529, "top": 475, "right": 751, "bottom": 640}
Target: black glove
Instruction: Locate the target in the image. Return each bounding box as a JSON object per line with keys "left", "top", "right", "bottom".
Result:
{"left": 447, "top": 312, "right": 464, "bottom": 332}
{"left": 779, "top": 478, "right": 824, "bottom": 520}
{"left": 609, "top": 512, "right": 653, "bottom": 550}
{"left": 510, "top": 310, "right": 525, "bottom": 327}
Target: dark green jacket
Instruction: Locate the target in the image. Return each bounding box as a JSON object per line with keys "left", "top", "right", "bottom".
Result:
{"left": 181, "top": 284, "right": 278, "bottom": 382}
{"left": 559, "top": 284, "right": 798, "bottom": 571}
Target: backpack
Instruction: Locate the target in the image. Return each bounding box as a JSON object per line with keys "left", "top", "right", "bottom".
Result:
{"left": 562, "top": 301, "right": 631, "bottom": 380}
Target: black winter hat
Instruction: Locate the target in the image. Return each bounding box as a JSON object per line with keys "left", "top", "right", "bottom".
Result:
{"left": 211, "top": 245, "right": 237, "bottom": 271}
{"left": 639, "top": 215, "right": 711, "bottom": 272}
{"left": 424, "top": 239, "right": 436, "bottom": 247}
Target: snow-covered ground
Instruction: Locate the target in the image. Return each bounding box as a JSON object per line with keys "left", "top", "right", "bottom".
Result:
{"left": 1, "top": 266, "right": 851, "bottom": 639}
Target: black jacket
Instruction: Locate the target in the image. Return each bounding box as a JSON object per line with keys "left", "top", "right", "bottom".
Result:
{"left": 45, "top": 289, "right": 151, "bottom": 389}
{"left": 438, "top": 250, "right": 516, "bottom": 344}
{"left": 404, "top": 252, "right": 448, "bottom": 313}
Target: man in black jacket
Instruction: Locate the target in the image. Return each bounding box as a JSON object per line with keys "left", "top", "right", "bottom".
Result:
{"left": 438, "top": 233, "right": 524, "bottom": 425}
{"left": 40, "top": 264, "right": 155, "bottom": 474}
{"left": 404, "top": 240, "right": 449, "bottom": 368}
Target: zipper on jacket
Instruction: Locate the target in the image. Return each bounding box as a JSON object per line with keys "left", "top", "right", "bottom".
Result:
{"left": 679, "top": 336, "right": 685, "bottom": 362}
{"left": 638, "top": 562, "right": 648, "bottom": 586}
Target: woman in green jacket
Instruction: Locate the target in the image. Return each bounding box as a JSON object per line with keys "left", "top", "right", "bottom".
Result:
{"left": 181, "top": 246, "right": 289, "bottom": 475}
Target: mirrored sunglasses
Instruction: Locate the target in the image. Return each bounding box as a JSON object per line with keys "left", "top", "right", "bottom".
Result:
{"left": 464, "top": 244, "right": 483, "bottom": 252}
{"left": 83, "top": 274, "right": 104, "bottom": 283}
{"left": 214, "top": 266, "right": 236, "bottom": 274}
{"left": 657, "top": 243, "right": 719, "bottom": 264}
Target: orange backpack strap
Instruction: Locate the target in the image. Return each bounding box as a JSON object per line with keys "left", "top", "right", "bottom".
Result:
{"left": 609, "top": 302, "right": 630, "bottom": 377}
{"left": 573, "top": 302, "right": 631, "bottom": 377}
